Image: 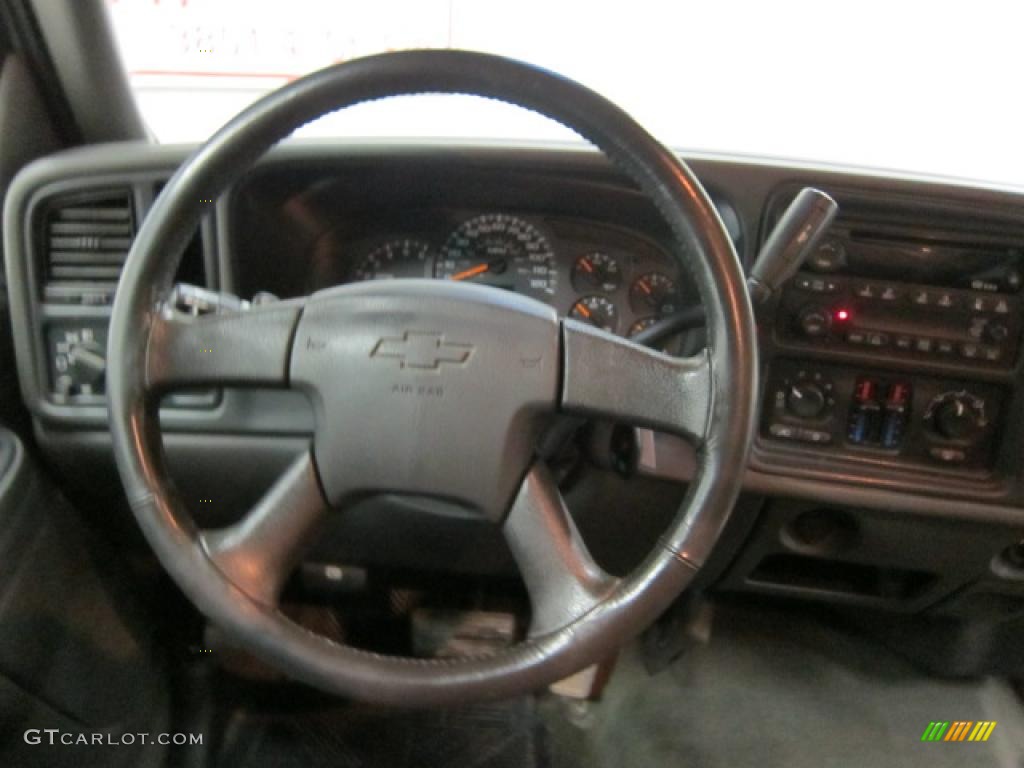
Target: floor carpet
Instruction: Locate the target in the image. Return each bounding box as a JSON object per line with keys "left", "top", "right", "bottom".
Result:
{"left": 541, "top": 601, "right": 1024, "bottom": 768}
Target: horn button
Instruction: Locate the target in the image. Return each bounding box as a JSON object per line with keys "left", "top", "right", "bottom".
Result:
{"left": 290, "top": 280, "right": 561, "bottom": 521}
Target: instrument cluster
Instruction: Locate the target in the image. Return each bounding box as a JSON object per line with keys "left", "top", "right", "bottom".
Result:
{"left": 341, "top": 212, "right": 687, "bottom": 340}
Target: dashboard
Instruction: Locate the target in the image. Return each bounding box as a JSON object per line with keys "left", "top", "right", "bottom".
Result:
{"left": 4, "top": 141, "right": 1024, "bottom": 619}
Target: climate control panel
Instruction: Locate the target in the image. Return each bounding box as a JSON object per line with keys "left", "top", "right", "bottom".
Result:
{"left": 763, "top": 360, "right": 1004, "bottom": 472}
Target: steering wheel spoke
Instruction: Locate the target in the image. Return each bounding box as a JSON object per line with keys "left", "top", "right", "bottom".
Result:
{"left": 560, "top": 319, "right": 713, "bottom": 444}
{"left": 145, "top": 296, "right": 305, "bottom": 391}
{"left": 199, "top": 451, "right": 327, "bottom": 607}
{"left": 504, "top": 463, "right": 618, "bottom": 637}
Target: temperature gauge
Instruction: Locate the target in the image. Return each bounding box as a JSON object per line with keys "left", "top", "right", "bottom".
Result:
{"left": 570, "top": 295, "right": 619, "bottom": 333}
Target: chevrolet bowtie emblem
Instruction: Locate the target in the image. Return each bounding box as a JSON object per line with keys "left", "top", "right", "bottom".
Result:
{"left": 370, "top": 331, "right": 473, "bottom": 370}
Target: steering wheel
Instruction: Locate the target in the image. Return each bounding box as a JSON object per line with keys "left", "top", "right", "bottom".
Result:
{"left": 108, "top": 50, "right": 757, "bottom": 706}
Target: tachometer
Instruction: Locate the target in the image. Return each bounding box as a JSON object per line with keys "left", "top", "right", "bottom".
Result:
{"left": 352, "top": 239, "right": 433, "bottom": 281}
{"left": 435, "top": 214, "right": 558, "bottom": 299}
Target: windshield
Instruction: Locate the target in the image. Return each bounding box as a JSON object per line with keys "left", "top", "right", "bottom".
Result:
{"left": 106, "top": 0, "right": 1024, "bottom": 187}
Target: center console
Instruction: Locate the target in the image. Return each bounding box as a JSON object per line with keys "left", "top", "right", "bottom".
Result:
{"left": 758, "top": 187, "right": 1023, "bottom": 484}
{"left": 715, "top": 185, "right": 1024, "bottom": 618}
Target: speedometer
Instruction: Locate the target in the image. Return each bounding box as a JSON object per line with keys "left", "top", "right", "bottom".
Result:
{"left": 434, "top": 214, "right": 558, "bottom": 299}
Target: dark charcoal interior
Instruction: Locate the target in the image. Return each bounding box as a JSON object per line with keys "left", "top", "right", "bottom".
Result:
{"left": 1, "top": 4, "right": 1023, "bottom": 766}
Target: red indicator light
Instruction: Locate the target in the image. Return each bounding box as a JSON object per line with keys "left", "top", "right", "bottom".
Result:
{"left": 835, "top": 309, "right": 851, "bottom": 321}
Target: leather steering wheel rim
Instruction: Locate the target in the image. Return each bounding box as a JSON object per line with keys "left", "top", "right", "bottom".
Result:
{"left": 107, "top": 50, "right": 757, "bottom": 706}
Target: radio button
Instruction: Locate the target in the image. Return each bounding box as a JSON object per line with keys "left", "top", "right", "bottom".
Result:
{"left": 854, "top": 282, "right": 877, "bottom": 299}
{"left": 796, "top": 276, "right": 838, "bottom": 293}
{"left": 969, "top": 295, "right": 990, "bottom": 312}
{"left": 914, "top": 338, "right": 933, "bottom": 353}
{"left": 798, "top": 306, "right": 832, "bottom": 337}
{"left": 982, "top": 346, "right": 1002, "bottom": 362}
{"left": 910, "top": 289, "right": 931, "bottom": 306}
{"left": 879, "top": 284, "right": 901, "bottom": 301}
{"left": 847, "top": 331, "right": 866, "bottom": 344}
{"left": 936, "top": 339, "right": 956, "bottom": 355}
{"left": 934, "top": 291, "right": 958, "bottom": 309}
{"left": 866, "top": 332, "right": 888, "bottom": 347}
{"left": 894, "top": 336, "right": 913, "bottom": 351}
{"left": 960, "top": 343, "right": 980, "bottom": 359}
{"left": 800, "top": 277, "right": 839, "bottom": 293}
{"left": 993, "top": 298, "right": 1010, "bottom": 314}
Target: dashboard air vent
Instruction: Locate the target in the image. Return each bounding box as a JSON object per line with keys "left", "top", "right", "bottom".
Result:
{"left": 41, "top": 189, "right": 134, "bottom": 304}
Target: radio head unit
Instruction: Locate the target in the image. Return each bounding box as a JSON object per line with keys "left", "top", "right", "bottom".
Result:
{"left": 778, "top": 270, "right": 1021, "bottom": 368}
{"left": 775, "top": 225, "right": 1022, "bottom": 370}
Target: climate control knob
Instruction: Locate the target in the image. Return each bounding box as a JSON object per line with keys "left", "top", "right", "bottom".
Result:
{"left": 787, "top": 382, "right": 827, "bottom": 419}
{"left": 797, "top": 305, "right": 831, "bottom": 338}
{"left": 930, "top": 392, "right": 987, "bottom": 441}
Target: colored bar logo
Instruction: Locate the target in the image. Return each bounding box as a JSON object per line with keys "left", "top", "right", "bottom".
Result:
{"left": 921, "top": 721, "right": 997, "bottom": 742}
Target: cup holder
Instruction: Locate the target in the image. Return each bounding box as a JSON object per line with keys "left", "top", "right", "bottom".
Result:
{"left": 992, "top": 540, "right": 1024, "bottom": 581}
{"left": 782, "top": 508, "right": 860, "bottom": 556}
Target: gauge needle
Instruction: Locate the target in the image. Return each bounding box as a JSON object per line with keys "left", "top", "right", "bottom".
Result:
{"left": 451, "top": 263, "right": 490, "bottom": 281}
{"left": 636, "top": 279, "right": 652, "bottom": 295}
{"left": 574, "top": 303, "right": 592, "bottom": 319}
{"left": 579, "top": 258, "right": 594, "bottom": 273}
